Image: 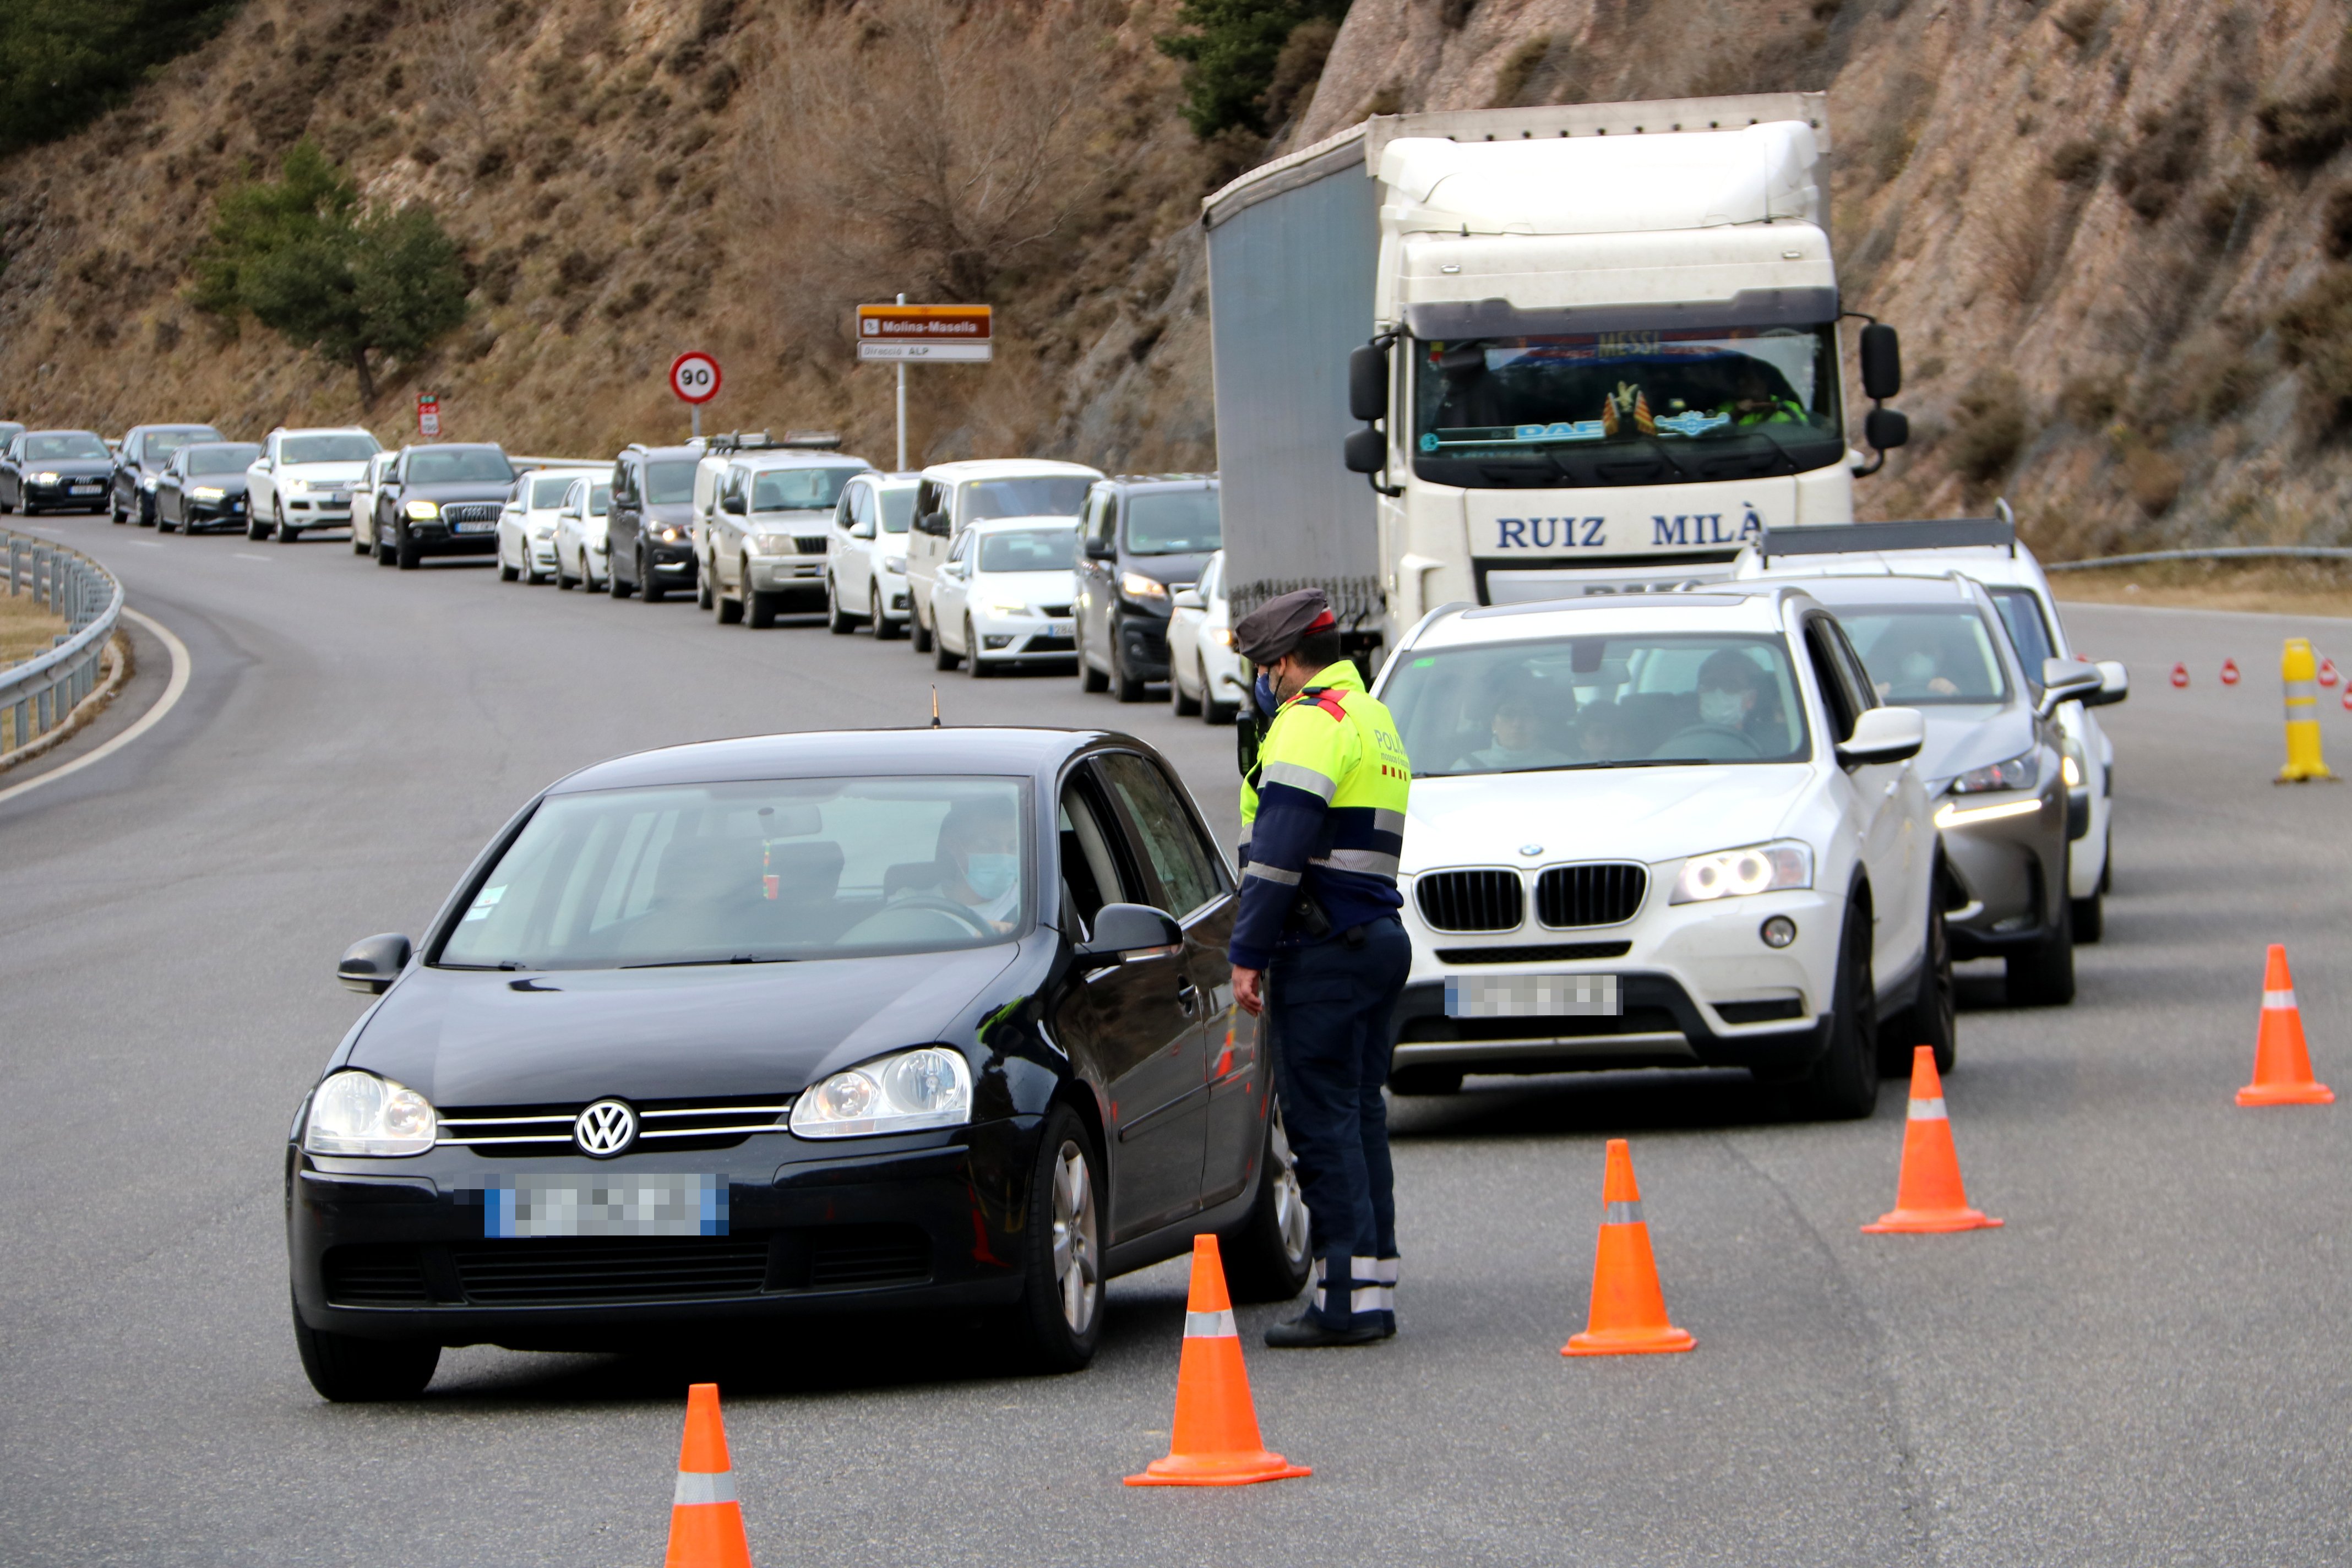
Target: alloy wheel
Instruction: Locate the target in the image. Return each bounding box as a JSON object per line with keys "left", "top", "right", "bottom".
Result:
{"left": 1268, "top": 1107, "right": 1310, "bottom": 1270}
{"left": 1050, "top": 1139, "right": 1099, "bottom": 1333}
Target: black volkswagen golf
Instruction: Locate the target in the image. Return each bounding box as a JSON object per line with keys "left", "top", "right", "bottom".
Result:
{"left": 289, "top": 727, "right": 1308, "bottom": 1399}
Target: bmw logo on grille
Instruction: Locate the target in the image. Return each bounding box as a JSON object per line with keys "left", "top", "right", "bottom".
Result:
{"left": 573, "top": 1099, "right": 638, "bottom": 1157}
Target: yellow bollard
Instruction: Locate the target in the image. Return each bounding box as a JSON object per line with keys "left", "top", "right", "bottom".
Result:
{"left": 2277, "top": 638, "right": 2339, "bottom": 783}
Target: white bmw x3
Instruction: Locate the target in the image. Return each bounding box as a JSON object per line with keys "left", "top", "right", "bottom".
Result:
{"left": 1374, "top": 586, "right": 1948, "bottom": 1118}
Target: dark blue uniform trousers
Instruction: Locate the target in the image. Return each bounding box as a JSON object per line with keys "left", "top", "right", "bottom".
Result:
{"left": 1266, "top": 916, "right": 1411, "bottom": 1330}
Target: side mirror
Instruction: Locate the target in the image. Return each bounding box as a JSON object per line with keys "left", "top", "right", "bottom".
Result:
{"left": 2039, "top": 657, "right": 2105, "bottom": 715}
{"left": 851, "top": 520, "right": 875, "bottom": 539}
{"left": 1172, "top": 587, "right": 1203, "bottom": 611}
{"left": 1084, "top": 535, "right": 1115, "bottom": 560}
{"left": 337, "top": 933, "right": 413, "bottom": 995}
{"left": 1074, "top": 902, "right": 1183, "bottom": 961}
{"left": 1343, "top": 426, "right": 1387, "bottom": 475}
{"left": 2084, "top": 658, "right": 2130, "bottom": 708}
{"left": 1348, "top": 343, "right": 1389, "bottom": 422}
{"left": 1838, "top": 706, "right": 1924, "bottom": 765}
{"left": 917, "top": 510, "right": 950, "bottom": 536}
{"left": 721, "top": 493, "right": 745, "bottom": 515}
{"left": 1863, "top": 406, "right": 1909, "bottom": 451}
{"left": 559, "top": 506, "right": 579, "bottom": 520}
{"left": 1860, "top": 322, "right": 1903, "bottom": 401}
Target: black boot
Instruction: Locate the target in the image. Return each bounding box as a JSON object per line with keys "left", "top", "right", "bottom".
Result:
{"left": 1264, "top": 1312, "right": 1384, "bottom": 1348}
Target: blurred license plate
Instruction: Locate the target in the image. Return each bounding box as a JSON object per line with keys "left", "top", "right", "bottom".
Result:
{"left": 1049, "top": 620, "right": 1073, "bottom": 635}
{"left": 70, "top": 484, "right": 101, "bottom": 494}
{"left": 481, "top": 1174, "right": 726, "bottom": 1238}
{"left": 453, "top": 520, "right": 496, "bottom": 533}
{"left": 1445, "top": 973, "right": 1620, "bottom": 1019}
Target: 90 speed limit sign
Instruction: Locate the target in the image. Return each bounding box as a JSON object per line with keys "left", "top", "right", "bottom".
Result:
{"left": 668, "top": 352, "right": 721, "bottom": 405}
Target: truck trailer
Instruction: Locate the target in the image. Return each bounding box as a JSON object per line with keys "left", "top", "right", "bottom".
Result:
{"left": 1202, "top": 92, "right": 1909, "bottom": 657}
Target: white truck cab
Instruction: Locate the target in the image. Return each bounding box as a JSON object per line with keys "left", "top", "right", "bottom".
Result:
{"left": 901, "top": 459, "right": 1102, "bottom": 655}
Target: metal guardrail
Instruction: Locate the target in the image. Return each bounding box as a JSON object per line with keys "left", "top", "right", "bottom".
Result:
{"left": 2, "top": 528, "right": 125, "bottom": 759}
{"left": 2045, "top": 547, "right": 2352, "bottom": 572}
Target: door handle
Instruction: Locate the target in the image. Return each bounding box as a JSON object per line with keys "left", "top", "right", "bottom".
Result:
{"left": 1176, "top": 978, "right": 1201, "bottom": 1016}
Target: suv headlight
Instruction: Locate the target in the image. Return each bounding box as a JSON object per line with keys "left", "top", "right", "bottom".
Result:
{"left": 1669, "top": 841, "right": 1813, "bottom": 905}
{"left": 750, "top": 531, "right": 798, "bottom": 554}
{"left": 1950, "top": 750, "right": 2038, "bottom": 794}
{"left": 303, "top": 1070, "right": 437, "bottom": 1156}
{"left": 790, "top": 1047, "right": 973, "bottom": 1139}
{"left": 33, "top": 471, "right": 58, "bottom": 484}
{"left": 1119, "top": 570, "right": 1167, "bottom": 602}
{"left": 404, "top": 498, "right": 440, "bottom": 520}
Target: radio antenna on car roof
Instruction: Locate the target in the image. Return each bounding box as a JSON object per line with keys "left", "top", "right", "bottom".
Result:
{"left": 930, "top": 686, "right": 941, "bottom": 728}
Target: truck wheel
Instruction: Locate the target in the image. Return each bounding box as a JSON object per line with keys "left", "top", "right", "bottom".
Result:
{"left": 1794, "top": 897, "right": 1879, "bottom": 1120}
{"left": 1219, "top": 1103, "right": 1314, "bottom": 1305}
{"left": 291, "top": 1297, "right": 439, "bottom": 1402}
{"left": 1882, "top": 884, "right": 1956, "bottom": 1076}
{"left": 2006, "top": 881, "right": 2076, "bottom": 1006}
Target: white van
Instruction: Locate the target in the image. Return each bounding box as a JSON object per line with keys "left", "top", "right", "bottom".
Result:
{"left": 902, "top": 459, "right": 1102, "bottom": 654}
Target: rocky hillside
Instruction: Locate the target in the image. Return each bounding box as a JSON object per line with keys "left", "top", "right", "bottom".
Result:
{"left": 3, "top": 0, "right": 2349, "bottom": 559}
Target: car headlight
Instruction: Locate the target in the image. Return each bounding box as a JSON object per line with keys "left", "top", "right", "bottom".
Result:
{"left": 657, "top": 525, "right": 681, "bottom": 543}
{"left": 1669, "top": 841, "right": 1814, "bottom": 905}
{"left": 749, "top": 531, "right": 799, "bottom": 554}
{"left": 404, "top": 499, "right": 440, "bottom": 520}
{"left": 2060, "top": 744, "right": 2084, "bottom": 789}
{"left": 1950, "top": 750, "right": 2038, "bottom": 794}
{"left": 789, "top": 1047, "right": 973, "bottom": 1139}
{"left": 1119, "top": 570, "right": 1167, "bottom": 601}
{"left": 1210, "top": 627, "right": 1234, "bottom": 646}
{"left": 303, "top": 1070, "right": 437, "bottom": 1156}
{"left": 33, "top": 471, "right": 58, "bottom": 484}
{"left": 189, "top": 486, "right": 226, "bottom": 500}
{"left": 140, "top": 474, "right": 158, "bottom": 491}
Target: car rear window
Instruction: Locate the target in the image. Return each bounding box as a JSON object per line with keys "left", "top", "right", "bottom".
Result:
{"left": 978, "top": 526, "right": 1075, "bottom": 572}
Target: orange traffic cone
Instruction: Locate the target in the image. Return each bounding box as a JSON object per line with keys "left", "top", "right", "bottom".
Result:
{"left": 1562, "top": 1139, "right": 1695, "bottom": 1356}
{"left": 1864, "top": 1048, "right": 2003, "bottom": 1233}
{"left": 2238, "top": 945, "right": 2334, "bottom": 1106}
{"left": 1126, "top": 1236, "right": 1311, "bottom": 1487}
{"left": 665, "top": 1384, "right": 752, "bottom": 1568}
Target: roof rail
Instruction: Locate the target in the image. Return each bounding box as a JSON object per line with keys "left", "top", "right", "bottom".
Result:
{"left": 1756, "top": 515, "right": 2015, "bottom": 564}
{"left": 702, "top": 429, "right": 843, "bottom": 453}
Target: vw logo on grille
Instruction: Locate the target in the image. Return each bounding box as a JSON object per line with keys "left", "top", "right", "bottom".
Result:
{"left": 573, "top": 1099, "right": 638, "bottom": 1157}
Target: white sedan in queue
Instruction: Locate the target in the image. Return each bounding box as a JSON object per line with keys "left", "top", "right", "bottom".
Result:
{"left": 926, "top": 516, "right": 1080, "bottom": 677}
{"left": 1169, "top": 548, "right": 1245, "bottom": 724}
{"left": 554, "top": 478, "right": 613, "bottom": 592}
{"left": 1373, "top": 585, "right": 1943, "bottom": 1118}
{"left": 498, "top": 466, "right": 603, "bottom": 585}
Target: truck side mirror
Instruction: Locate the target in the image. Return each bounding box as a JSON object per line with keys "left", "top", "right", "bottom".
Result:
{"left": 1864, "top": 406, "right": 1909, "bottom": 451}
{"left": 1860, "top": 323, "right": 1902, "bottom": 401}
{"left": 1343, "top": 426, "right": 1387, "bottom": 475}
{"left": 1348, "top": 344, "right": 1389, "bottom": 422}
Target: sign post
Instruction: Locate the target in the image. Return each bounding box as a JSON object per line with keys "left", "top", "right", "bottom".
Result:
{"left": 668, "top": 351, "right": 722, "bottom": 439}
{"left": 416, "top": 393, "right": 440, "bottom": 439}
{"left": 857, "top": 302, "right": 992, "bottom": 472}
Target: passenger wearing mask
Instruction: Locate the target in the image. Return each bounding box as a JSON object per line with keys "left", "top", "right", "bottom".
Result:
{"left": 1657, "top": 649, "right": 1782, "bottom": 760}
{"left": 1865, "top": 620, "right": 1963, "bottom": 700}
{"left": 1462, "top": 684, "right": 1571, "bottom": 771}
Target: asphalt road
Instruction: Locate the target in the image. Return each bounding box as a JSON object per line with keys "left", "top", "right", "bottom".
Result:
{"left": 3, "top": 516, "right": 2348, "bottom": 1566}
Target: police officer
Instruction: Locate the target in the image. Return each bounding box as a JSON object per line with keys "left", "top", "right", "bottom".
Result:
{"left": 1227, "top": 589, "right": 1414, "bottom": 1348}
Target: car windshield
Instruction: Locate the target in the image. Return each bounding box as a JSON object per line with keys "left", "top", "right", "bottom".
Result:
{"left": 963, "top": 476, "right": 1093, "bottom": 520}
{"left": 1988, "top": 587, "right": 2056, "bottom": 685}
{"left": 1124, "top": 489, "right": 1221, "bottom": 555}
{"left": 186, "top": 444, "right": 260, "bottom": 475}
{"left": 408, "top": 449, "right": 513, "bottom": 484}
{"left": 752, "top": 466, "right": 856, "bottom": 511}
{"left": 876, "top": 484, "right": 916, "bottom": 533}
{"left": 1385, "top": 632, "right": 1811, "bottom": 774}
{"left": 1838, "top": 607, "right": 2012, "bottom": 705}
{"left": 1412, "top": 324, "right": 1845, "bottom": 489}
{"left": 141, "top": 429, "right": 216, "bottom": 462}
{"left": 530, "top": 476, "right": 580, "bottom": 507}
{"left": 586, "top": 483, "right": 610, "bottom": 516}
{"left": 281, "top": 434, "right": 379, "bottom": 464}
{"left": 437, "top": 776, "right": 1030, "bottom": 969}
{"left": 25, "top": 433, "right": 109, "bottom": 460}
{"left": 645, "top": 460, "right": 698, "bottom": 505}
{"left": 978, "top": 526, "right": 1075, "bottom": 573}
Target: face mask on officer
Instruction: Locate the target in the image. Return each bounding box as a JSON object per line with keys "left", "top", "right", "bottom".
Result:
{"left": 1254, "top": 671, "right": 1282, "bottom": 717}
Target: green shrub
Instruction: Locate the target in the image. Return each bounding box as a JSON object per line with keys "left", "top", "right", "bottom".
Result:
{"left": 1948, "top": 372, "right": 2027, "bottom": 483}
{"left": 0, "top": 0, "right": 239, "bottom": 158}
{"left": 1157, "top": 0, "right": 1351, "bottom": 140}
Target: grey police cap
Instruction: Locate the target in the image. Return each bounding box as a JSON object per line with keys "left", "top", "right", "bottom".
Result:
{"left": 1232, "top": 587, "right": 1337, "bottom": 666}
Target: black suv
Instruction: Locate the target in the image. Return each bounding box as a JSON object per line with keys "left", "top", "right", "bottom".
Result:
{"left": 0, "top": 429, "right": 115, "bottom": 514}
{"left": 607, "top": 443, "right": 703, "bottom": 601}
{"left": 112, "top": 423, "right": 226, "bottom": 526}
{"left": 1074, "top": 475, "right": 1222, "bottom": 703}
{"left": 371, "top": 444, "right": 517, "bottom": 569}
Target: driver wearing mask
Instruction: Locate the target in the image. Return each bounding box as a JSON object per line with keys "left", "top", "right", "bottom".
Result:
{"left": 900, "top": 798, "right": 1022, "bottom": 933}
{"left": 1692, "top": 649, "right": 1770, "bottom": 737}
{"left": 1868, "top": 621, "right": 1962, "bottom": 700}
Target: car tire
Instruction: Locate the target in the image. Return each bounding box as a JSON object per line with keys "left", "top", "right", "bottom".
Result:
{"left": 374, "top": 525, "right": 395, "bottom": 567}
{"left": 1173, "top": 656, "right": 1202, "bottom": 717}
{"left": 827, "top": 576, "right": 858, "bottom": 634}
{"left": 965, "top": 617, "right": 991, "bottom": 678}
{"left": 352, "top": 525, "right": 372, "bottom": 556}
{"left": 911, "top": 605, "right": 934, "bottom": 654}
{"left": 1882, "top": 876, "right": 1956, "bottom": 1076}
{"left": 2071, "top": 889, "right": 2104, "bottom": 945}
{"left": 746, "top": 587, "right": 777, "bottom": 629}
{"left": 933, "top": 617, "right": 961, "bottom": 670}
{"left": 1204, "top": 665, "right": 1237, "bottom": 727}
{"left": 1110, "top": 625, "right": 1147, "bottom": 703}
{"left": 871, "top": 585, "right": 901, "bottom": 640}
{"left": 609, "top": 555, "right": 633, "bottom": 597}
{"left": 395, "top": 524, "right": 420, "bottom": 570}
{"left": 111, "top": 495, "right": 127, "bottom": 524}
{"left": 716, "top": 576, "right": 744, "bottom": 624}
{"left": 1219, "top": 1102, "right": 1315, "bottom": 1305}
{"left": 157, "top": 510, "right": 177, "bottom": 535}
{"left": 1077, "top": 624, "right": 1109, "bottom": 693}
{"left": 640, "top": 551, "right": 666, "bottom": 602}
{"left": 498, "top": 544, "right": 520, "bottom": 582}
{"left": 1793, "top": 895, "right": 1880, "bottom": 1120}
{"left": 275, "top": 503, "right": 300, "bottom": 544}
{"left": 1004, "top": 1106, "right": 1105, "bottom": 1374}
{"left": 2006, "top": 876, "right": 2076, "bottom": 1007}
{"left": 247, "top": 511, "right": 268, "bottom": 541}
{"left": 556, "top": 550, "right": 576, "bottom": 590}
{"left": 290, "top": 1298, "right": 439, "bottom": 1402}
{"left": 696, "top": 569, "right": 714, "bottom": 611}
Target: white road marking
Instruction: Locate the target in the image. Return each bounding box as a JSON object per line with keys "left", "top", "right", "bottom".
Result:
{"left": 231, "top": 552, "right": 273, "bottom": 562}
{"left": 0, "top": 606, "right": 192, "bottom": 809}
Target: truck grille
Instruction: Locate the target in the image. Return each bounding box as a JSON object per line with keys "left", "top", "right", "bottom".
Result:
{"left": 1534, "top": 864, "right": 1647, "bottom": 928}
{"left": 435, "top": 1095, "right": 796, "bottom": 1155}
{"left": 1415, "top": 869, "right": 1523, "bottom": 933}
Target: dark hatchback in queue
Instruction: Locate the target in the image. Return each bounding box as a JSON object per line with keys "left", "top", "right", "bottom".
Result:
{"left": 155, "top": 442, "right": 264, "bottom": 533}
{"left": 289, "top": 727, "right": 1309, "bottom": 1400}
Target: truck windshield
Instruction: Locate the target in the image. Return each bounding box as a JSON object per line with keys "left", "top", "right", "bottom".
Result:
{"left": 1412, "top": 325, "right": 1844, "bottom": 488}
{"left": 1385, "top": 633, "right": 1810, "bottom": 774}
{"left": 1838, "top": 608, "right": 2011, "bottom": 706}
